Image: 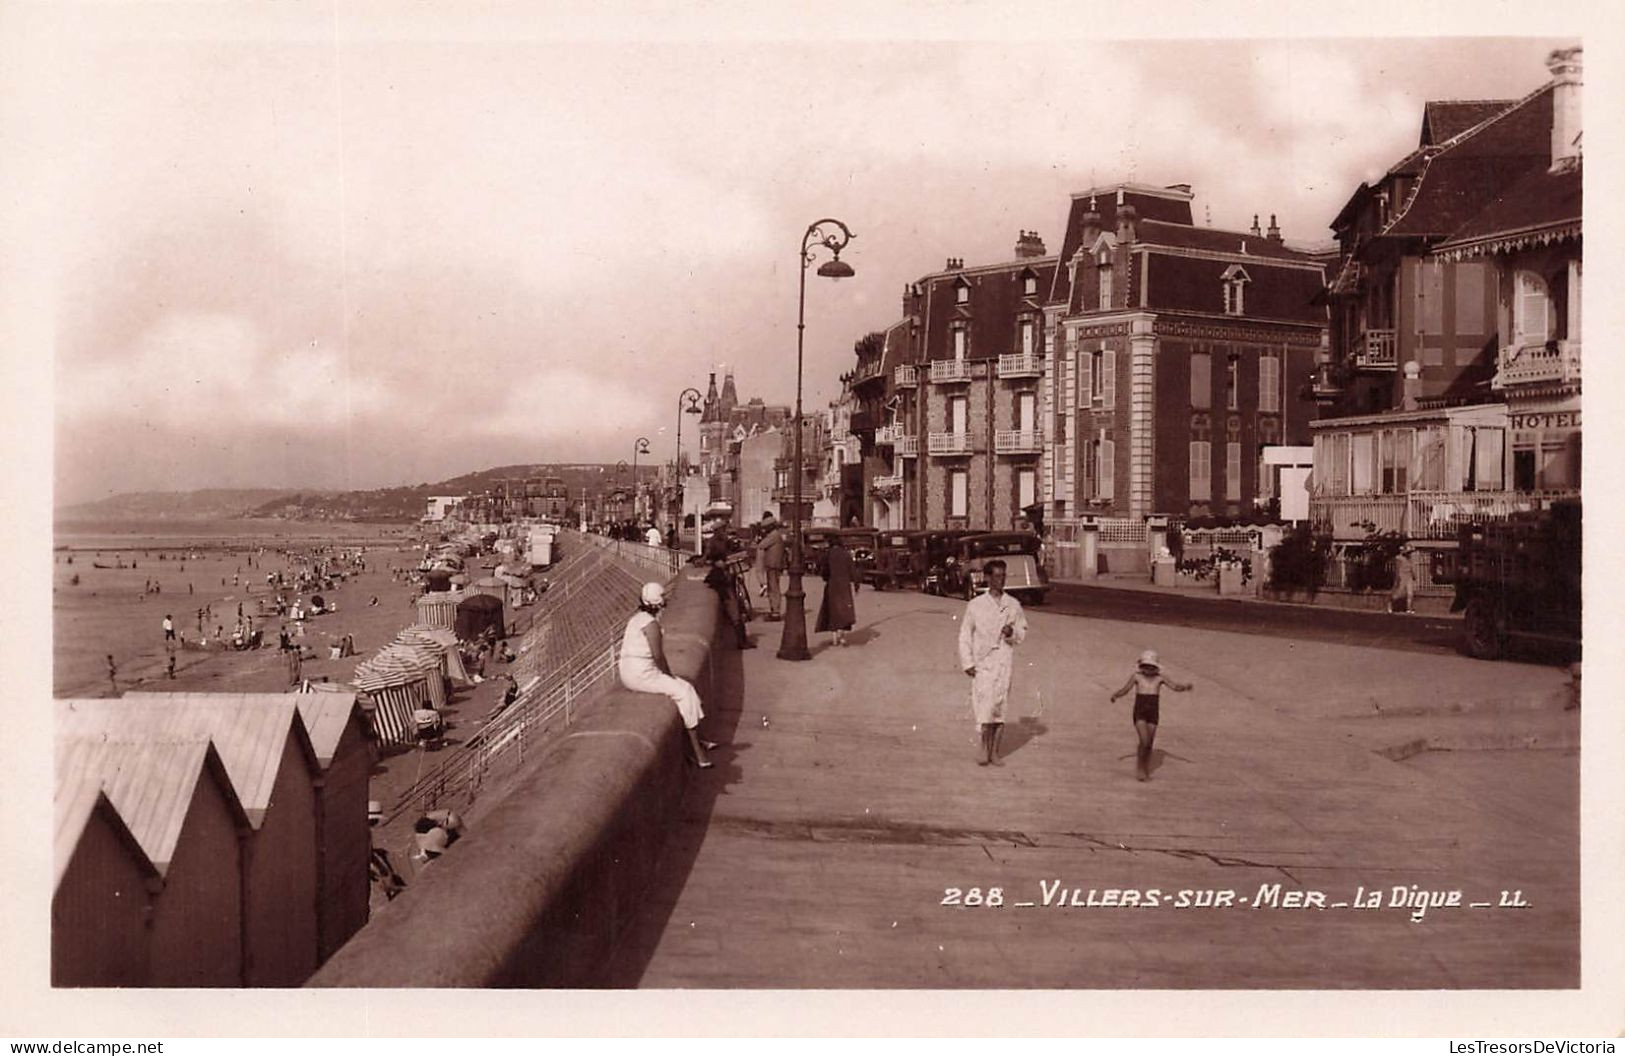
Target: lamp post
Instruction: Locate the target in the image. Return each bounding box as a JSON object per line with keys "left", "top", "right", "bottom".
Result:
{"left": 632, "top": 436, "right": 651, "bottom": 526}
{"left": 779, "top": 217, "right": 856, "bottom": 661}
{"left": 676, "top": 387, "right": 702, "bottom": 544}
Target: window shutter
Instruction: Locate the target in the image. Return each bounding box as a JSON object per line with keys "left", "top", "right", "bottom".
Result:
{"left": 1226, "top": 442, "right": 1242, "bottom": 501}
{"left": 1259, "top": 355, "right": 1280, "bottom": 413}
{"left": 1102, "top": 348, "right": 1116, "bottom": 409}
{"left": 1190, "top": 441, "right": 1211, "bottom": 502}
{"left": 1100, "top": 437, "right": 1115, "bottom": 500}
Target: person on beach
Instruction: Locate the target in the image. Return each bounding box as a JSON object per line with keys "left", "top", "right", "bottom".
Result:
{"left": 166, "top": 654, "right": 176, "bottom": 680}
{"left": 618, "top": 581, "right": 720, "bottom": 768}
{"left": 815, "top": 533, "right": 857, "bottom": 647}
{"left": 957, "top": 559, "right": 1027, "bottom": 766}
{"left": 1109, "top": 649, "right": 1194, "bottom": 781}
{"left": 162, "top": 614, "right": 175, "bottom": 641}
{"left": 646, "top": 524, "right": 662, "bottom": 548}
{"left": 105, "top": 655, "right": 117, "bottom": 696}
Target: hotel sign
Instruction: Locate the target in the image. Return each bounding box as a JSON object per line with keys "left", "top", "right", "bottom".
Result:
{"left": 1509, "top": 411, "right": 1580, "bottom": 430}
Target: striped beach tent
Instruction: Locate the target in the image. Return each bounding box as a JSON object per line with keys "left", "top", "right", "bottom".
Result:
{"left": 351, "top": 653, "right": 431, "bottom": 750}
{"left": 373, "top": 641, "right": 445, "bottom": 708}
{"left": 415, "top": 590, "right": 462, "bottom": 631}
{"left": 395, "top": 625, "right": 470, "bottom": 686}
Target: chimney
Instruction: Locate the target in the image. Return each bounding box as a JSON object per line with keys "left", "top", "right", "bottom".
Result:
{"left": 1547, "top": 46, "right": 1582, "bottom": 170}
{"left": 1115, "top": 203, "right": 1137, "bottom": 243}
{"left": 1401, "top": 361, "right": 1422, "bottom": 411}
{"left": 1266, "top": 214, "right": 1282, "bottom": 242}
{"left": 1080, "top": 195, "right": 1102, "bottom": 246}
{"left": 1014, "top": 229, "right": 1046, "bottom": 259}
{"left": 1249, "top": 214, "right": 1262, "bottom": 237}
{"left": 945, "top": 257, "right": 964, "bottom": 271}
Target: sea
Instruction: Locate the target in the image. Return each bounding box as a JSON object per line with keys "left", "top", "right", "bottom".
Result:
{"left": 53, "top": 517, "right": 417, "bottom": 551}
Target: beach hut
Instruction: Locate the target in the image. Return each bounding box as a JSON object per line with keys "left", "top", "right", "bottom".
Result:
{"left": 65, "top": 695, "right": 324, "bottom": 987}
{"left": 456, "top": 592, "right": 505, "bottom": 641}
{"left": 415, "top": 590, "right": 462, "bottom": 631}
{"left": 53, "top": 785, "right": 158, "bottom": 986}
{"left": 295, "top": 687, "right": 374, "bottom": 962}
{"left": 394, "top": 625, "right": 471, "bottom": 686}
{"left": 351, "top": 655, "right": 432, "bottom": 750}
{"left": 468, "top": 576, "right": 508, "bottom": 606}
{"left": 54, "top": 732, "right": 248, "bottom": 987}
{"left": 375, "top": 639, "right": 447, "bottom": 708}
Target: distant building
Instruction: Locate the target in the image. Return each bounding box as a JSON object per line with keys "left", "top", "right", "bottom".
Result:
{"left": 423, "top": 495, "right": 464, "bottom": 522}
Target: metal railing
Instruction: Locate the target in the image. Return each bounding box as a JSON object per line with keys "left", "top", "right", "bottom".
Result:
{"left": 928, "top": 431, "right": 972, "bottom": 455}
{"left": 930, "top": 359, "right": 972, "bottom": 383}
{"left": 1494, "top": 340, "right": 1581, "bottom": 389}
{"left": 993, "top": 429, "right": 1040, "bottom": 453}
{"left": 1309, "top": 489, "right": 1579, "bottom": 541}
{"left": 1354, "top": 328, "right": 1397, "bottom": 370}
{"left": 997, "top": 353, "right": 1042, "bottom": 377}
{"left": 872, "top": 474, "right": 904, "bottom": 490}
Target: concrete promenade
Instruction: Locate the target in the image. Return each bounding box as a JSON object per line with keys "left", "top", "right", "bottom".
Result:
{"left": 605, "top": 579, "right": 1578, "bottom": 988}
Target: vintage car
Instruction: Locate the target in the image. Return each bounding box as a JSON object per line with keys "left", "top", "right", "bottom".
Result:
{"left": 798, "top": 527, "right": 838, "bottom": 576}
{"left": 938, "top": 531, "right": 1049, "bottom": 604}
{"left": 868, "top": 529, "right": 930, "bottom": 590}
{"left": 919, "top": 529, "right": 971, "bottom": 595}
{"left": 837, "top": 527, "right": 880, "bottom": 585}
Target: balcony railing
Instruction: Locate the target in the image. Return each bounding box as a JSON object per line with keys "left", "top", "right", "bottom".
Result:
{"left": 1353, "top": 328, "right": 1397, "bottom": 370}
{"left": 894, "top": 365, "right": 918, "bottom": 388}
{"left": 931, "top": 359, "right": 972, "bottom": 384}
{"left": 928, "top": 432, "right": 972, "bottom": 455}
{"left": 874, "top": 423, "right": 901, "bottom": 446}
{"left": 997, "top": 353, "right": 1042, "bottom": 378}
{"left": 1494, "top": 340, "right": 1581, "bottom": 389}
{"left": 854, "top": 361, "right": 885, "bottom": 384}
{"left": 895, "top": 435, "right": 919, "bottom": 458}
{"left": 872, "top": 474, "right": 904, "bottom": 491}
{"left": 993, "top": 429, "right": 1041, "bottom": 454}
{"left": 844, "top": 437, "right": 861, "bottom": 462}
{"left": 1309, "top": 488, "right": 1579, "bottom": 541}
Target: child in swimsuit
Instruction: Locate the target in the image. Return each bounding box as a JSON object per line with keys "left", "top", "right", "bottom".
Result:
{"left": 1109, "top": 649, "right": 1193, "bottom": 781}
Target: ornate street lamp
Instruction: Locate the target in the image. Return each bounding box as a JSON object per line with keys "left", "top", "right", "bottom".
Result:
{"left": 632, "top": 436, "right": 651, "bottom": 525}
{"left": 675, "top": 387, "right": 703, "bottom": 540}
{"left": 779, "top": 218, "right": 856, "bottom": 662}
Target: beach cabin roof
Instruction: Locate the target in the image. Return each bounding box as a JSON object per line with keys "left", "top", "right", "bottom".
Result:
{"left": 60, "top": 696, "right": 319, "bottom": 828}
{"left": 294, "top": 687, "right": 367, "bottom": 769}
{"left": 54, "top": 782, "right": 159, "bottom": 892}
{"left": 54, "top": 733, "right": 248, "bottom": 876}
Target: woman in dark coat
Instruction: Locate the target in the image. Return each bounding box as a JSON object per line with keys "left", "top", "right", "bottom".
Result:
{"left": 815, "top": 534, "right": 858, "bottom": 646}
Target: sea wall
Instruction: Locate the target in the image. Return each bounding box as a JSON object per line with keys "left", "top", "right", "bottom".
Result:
{"left": 307, "top": 571, "right": 719, "bottom": 987}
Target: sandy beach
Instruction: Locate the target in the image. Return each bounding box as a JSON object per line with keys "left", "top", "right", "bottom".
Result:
{"left": 53, "top": 519, "right": 429, "bottom": 697}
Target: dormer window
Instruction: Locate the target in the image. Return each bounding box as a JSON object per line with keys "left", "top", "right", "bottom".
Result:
{"left": 955, "top": 278, "right": 970, "bottom": 305}
{"left": 1021, "top": 270, "right": 1038, "bottom": 296}
{"left": 1097, "top": 250, "right": 1113, "bottom": 309}
{"left": 1221, "top": 264, "right": 1251, "bottom": 316}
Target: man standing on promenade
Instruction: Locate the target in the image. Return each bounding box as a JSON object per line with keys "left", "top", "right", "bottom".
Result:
{"left": 162, "top": 614, "right": 175, "bottom": 641}
{"left": 957, "top": 560, "right": 1027, "bottom": 767}
{"left": 758, "top": 512, "right": 785, "bottom": 621}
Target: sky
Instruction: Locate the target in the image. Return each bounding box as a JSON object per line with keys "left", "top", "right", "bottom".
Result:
{"left": 4, "top": 4, "right": 1594, "bottom": 504}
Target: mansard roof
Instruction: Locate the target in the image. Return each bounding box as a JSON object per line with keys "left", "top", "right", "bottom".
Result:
{"left": 1134, "top": 220, "right": 1321, "bottom": 263}
{"left": 1421, "top": 100, "right": 1516, "bottom": 146}
{"left": 1435, "top": 161, "right": 1581, "bottom": 258}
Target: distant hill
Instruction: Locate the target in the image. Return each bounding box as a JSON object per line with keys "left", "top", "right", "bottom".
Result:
{"left": 58, "top": 463, "right": 664, "bottom": 523}
{"left": 55, "top": 488, "right": 311, "bottom": 521}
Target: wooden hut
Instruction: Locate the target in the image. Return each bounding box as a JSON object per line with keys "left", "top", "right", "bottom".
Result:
{"left": 296, "top": 687, "right": 375, "bottom": 962}
{"left": 53, "top": 784, "right": 158, "bottom": 986}
{"left": 54, "top": 732, "right": 249, "bottom": 986}
{"left": 415, "top": 590, "right": 462, "bottom": 631}
{"left": 66, "top": 695, "right": 324, "bottom": 987}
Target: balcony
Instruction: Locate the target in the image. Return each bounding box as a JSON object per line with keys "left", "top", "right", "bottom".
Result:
{"left": 853, "top": 360, "right": 885, "bottom": 385}
{"left": 993, "top": 429, "right": 1041, "bottom": 454}
{"left": 997, "top": 353, "right": 1042, "bottom": 378}
{"left": 872, "top": 474, "right": 904, "bottom": 492}
{"left": 894, "top": 365, "right": 918, "bottom": 388}
{"left": 930, "top": 359, "right": 972, "bottom": 384}
{"left": 895, "top": 435, "right": 919, "bottom": 458}
{"left": 1494, "top": 340, "right": 1581, "bottom": 390}
{"left": 1352, "top": 328, "right": 1397, "bottom": 370}
{"left": 1309, "top": 488, "right": 1579, "bottom": 542}
{"left": 875, "top": 424, "right": 902, "bottom": 446}
{"left": 843, "top": 437, "right": 861, "bottom": 462}
{"left": 928, "top": 432, "right": 972, "bottom": 456}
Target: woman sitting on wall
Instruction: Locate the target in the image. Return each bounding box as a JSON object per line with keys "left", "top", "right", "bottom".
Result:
{"left": 618, "top": 581, "right": 721, "bottom": 769}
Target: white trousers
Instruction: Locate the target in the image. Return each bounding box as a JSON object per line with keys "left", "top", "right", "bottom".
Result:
{"left": 618, "top": 658, "right": 704, "bottom": 729}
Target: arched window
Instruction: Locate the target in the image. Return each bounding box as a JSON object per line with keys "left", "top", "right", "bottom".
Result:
{"left": 1514, "top": 270, "right": 1550, "bottom": 344}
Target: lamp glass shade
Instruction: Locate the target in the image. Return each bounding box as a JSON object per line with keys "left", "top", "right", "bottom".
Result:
{"left": 816, "top": 258, "right": 855, "bottom": 279}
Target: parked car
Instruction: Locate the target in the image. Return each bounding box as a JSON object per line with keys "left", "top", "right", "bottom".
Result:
{"left": 798, "top": 527, "right": 838, "bottom": 576}
{"left": 869, "top": 530, "right": 929, "bottom": 590}
{"left": 919, "top": 530, "right": 971, "bottom": 595}
{"left": 837, "top": 528, "right": 880, "bottom": 587}
{"left": 939, "top": 531, "right": 1049, "bottom": 604}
